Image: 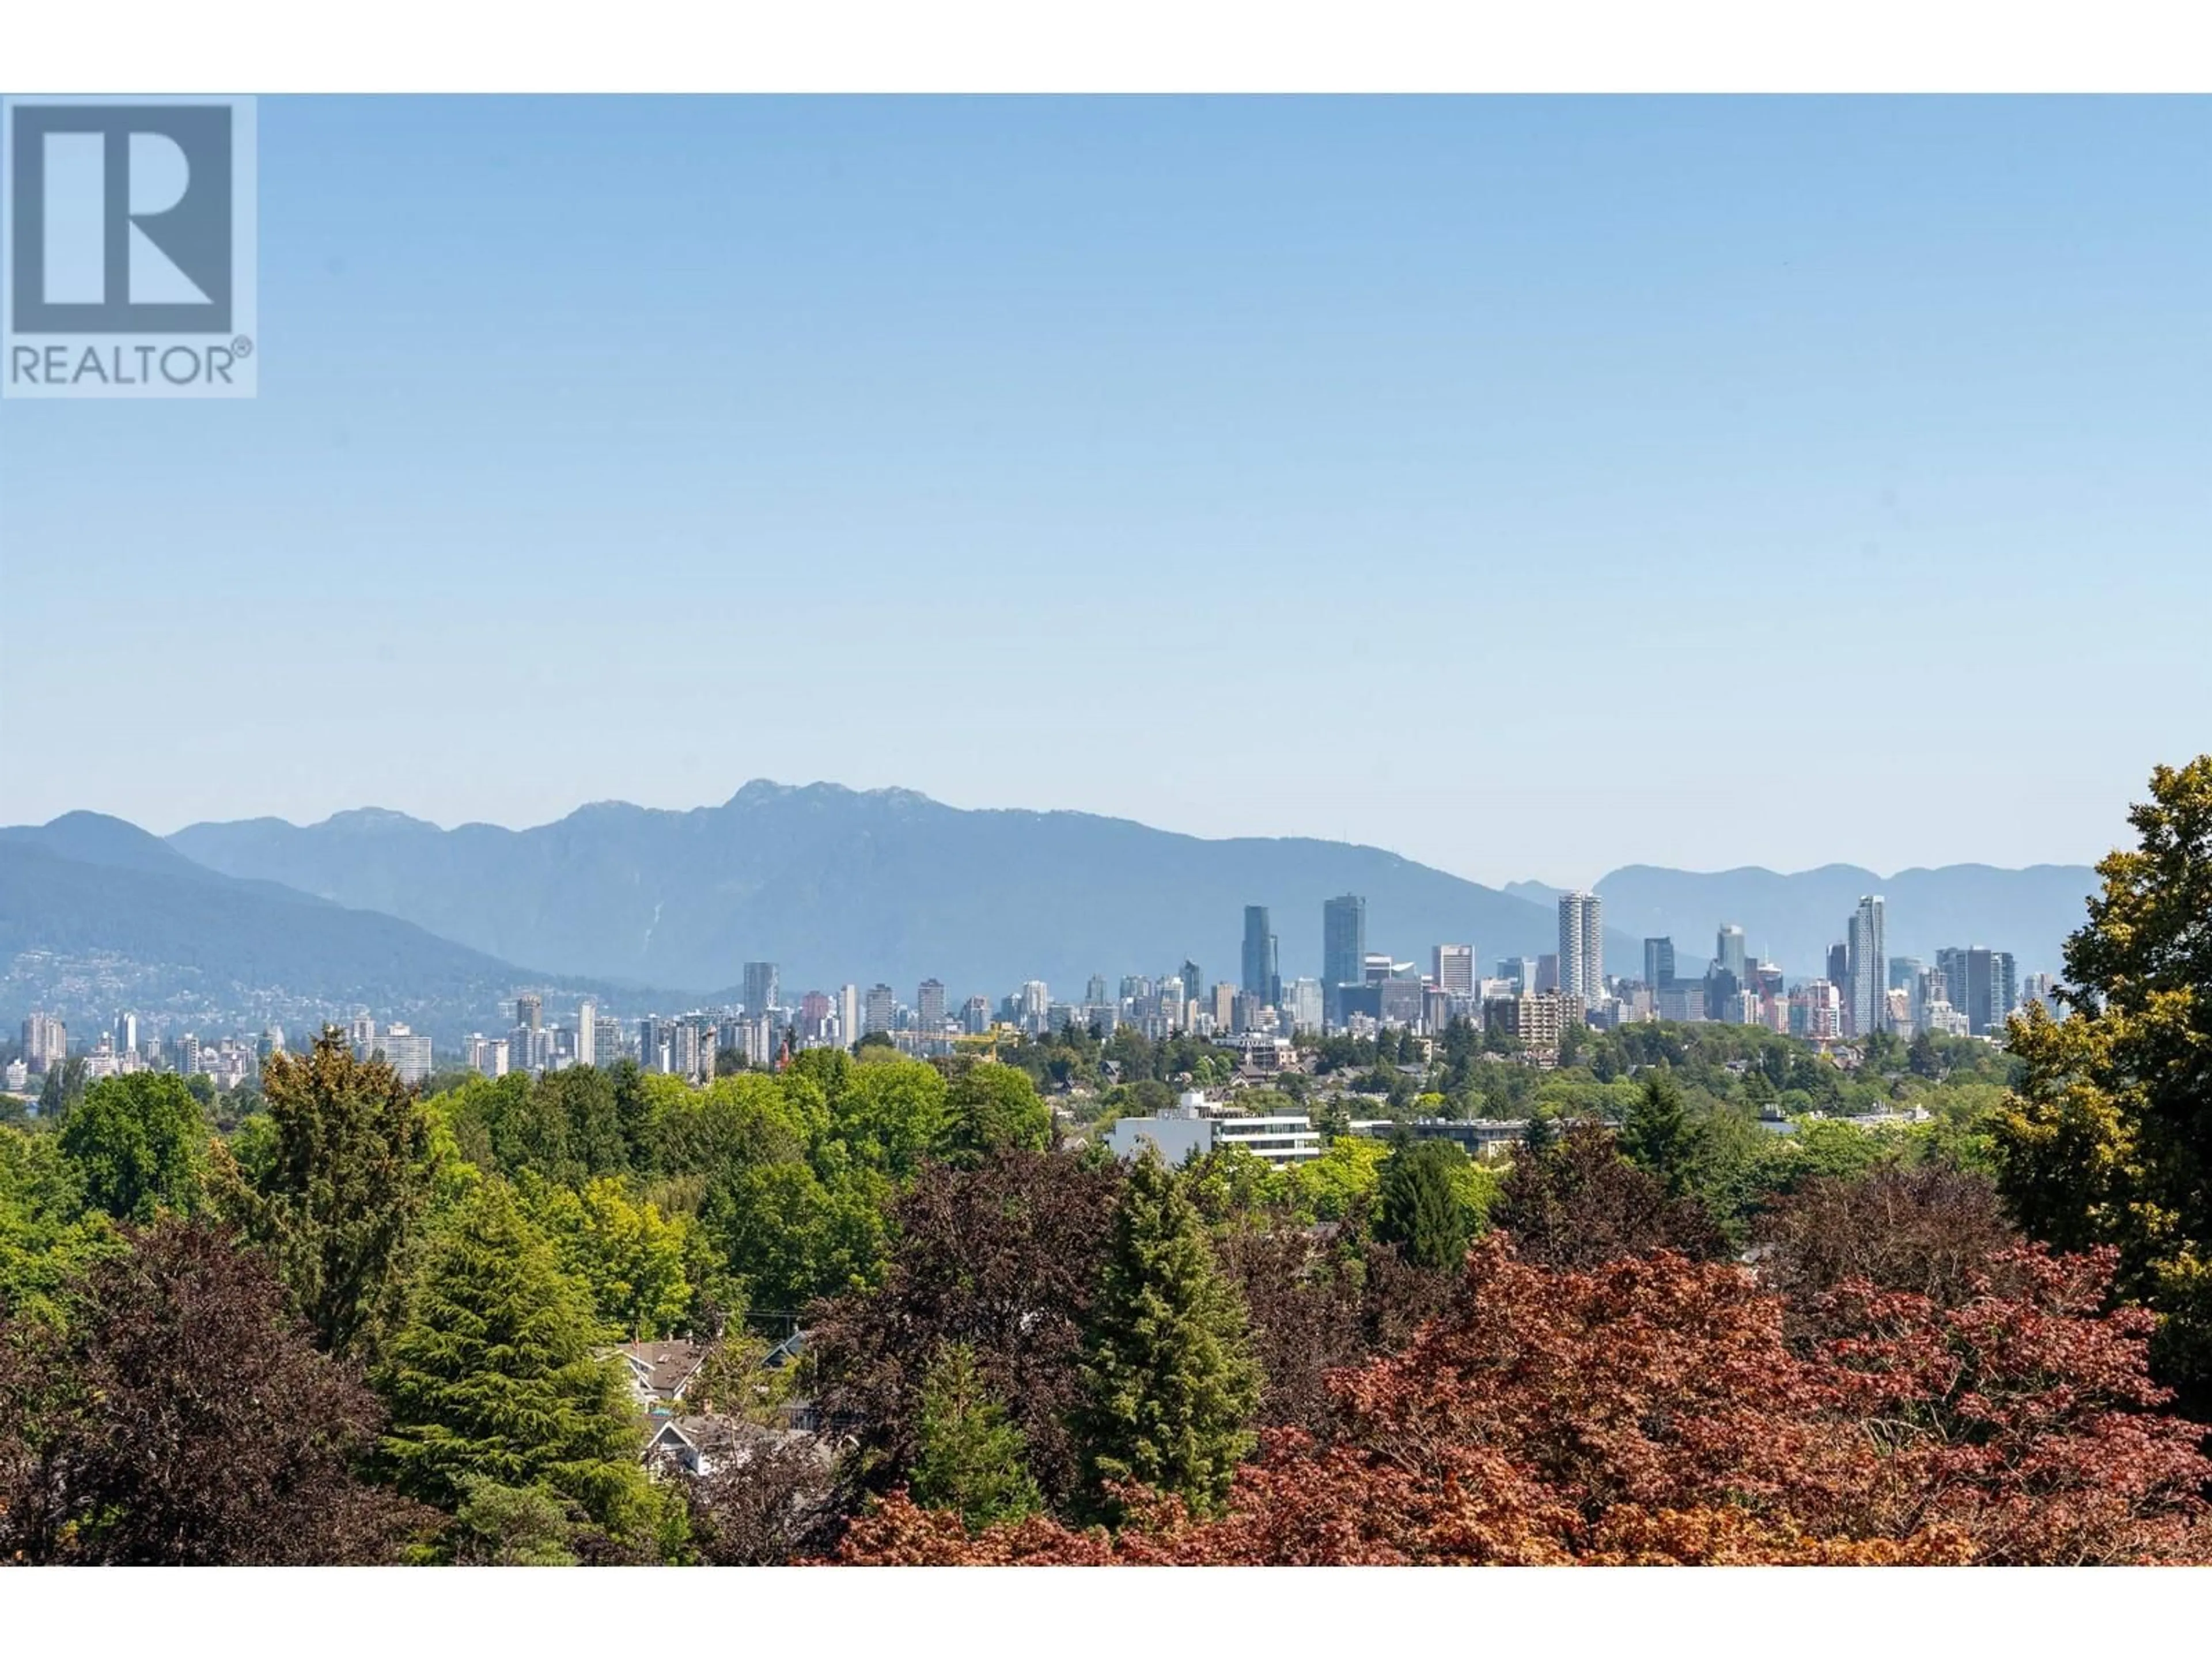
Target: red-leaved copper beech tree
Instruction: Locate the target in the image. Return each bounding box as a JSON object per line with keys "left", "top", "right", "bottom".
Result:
{"left": 828, "top": 1237, "right": 2212, "bottom": 1566}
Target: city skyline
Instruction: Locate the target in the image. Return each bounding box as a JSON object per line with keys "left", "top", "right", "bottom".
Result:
{"left": 3, "top": 98, "right": 2206, "bottom": 884}
{"left": 2, "top": 770, "right": 2103, "bottom": 1090}
{"left": 14, "top": 870, "right": 2045, "bottom": 1084}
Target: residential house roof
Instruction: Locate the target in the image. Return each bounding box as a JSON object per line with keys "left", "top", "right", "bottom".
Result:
{"left": 614, "top": 1339, "right": 710, "bottom": 1410}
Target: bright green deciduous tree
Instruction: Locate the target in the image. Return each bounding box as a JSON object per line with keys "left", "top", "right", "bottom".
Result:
{"left": 59, "top": 1073, "right": 206, "bottom": 1222}
{"left": 702, "top": 1155, "right": 888, "bottom": 1316}
{"left": 834, "top": 1055, "right": 948, "bottom": 1180}
{"left": 937, "top": 1062, "right": 1052, "bottom": 1167}
{"left": 527, "top": 1175, "right": 694, "bottom": 1341}
{"left": 0, "top": 1128, "right": 123, "bottom": 1325}
{"left": 908, "top": 1341, "right": 1043, "bottom": 1532}
{"left": 1268, "top": 1134, "right": 1388, "bottom": 1224}
{"left": 1075, "top": 1147, "right": 1260, "bottom": 1520}
{"left": 376, "top": 1179, "right": 658, "bottom": 1548}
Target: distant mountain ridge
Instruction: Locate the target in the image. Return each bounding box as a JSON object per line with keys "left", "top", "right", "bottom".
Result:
{"left": 165, "top": 781, "right": 1631, "bottom": 1001}
{"left": 2, "top": 791, "right": 2093, "bottom": 1039}
{"left": 0, "top": 813, "right": 664, "bottom": 1043}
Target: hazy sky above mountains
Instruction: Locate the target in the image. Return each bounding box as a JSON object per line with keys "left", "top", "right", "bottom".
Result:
{"left": 2, "top": 97, "right": 2205, "bottom": 886}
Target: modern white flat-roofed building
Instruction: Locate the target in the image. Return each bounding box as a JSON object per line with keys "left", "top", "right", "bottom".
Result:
{"left": 1105, "top": 1091, "right": 1321, "bottom": 1168}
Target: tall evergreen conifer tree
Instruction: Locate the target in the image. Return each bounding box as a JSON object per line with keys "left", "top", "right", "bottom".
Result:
{"left": 1075, "top": 1148, "right": 1260, "bottom": 1519}
{"left": 376, "top": 1180, "right": 657, "bottom": 1548}
{"left": 908, "top": 1342, "right": 1043, "bottom": 1532}
{"left": 1378, "top": 1139, "right": 1475, "bottom": 1272}
{"left": 1619, "top": 1071, "right": 1703, "bottom": 1200}
{"left": 213, "top": 1028, "right": 431, "bottom": 1358}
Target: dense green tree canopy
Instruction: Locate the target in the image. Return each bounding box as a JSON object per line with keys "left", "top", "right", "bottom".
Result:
{"left": 1618, "top": 1071, "right": 1705, "bottom": 1202}
{"left": 1996, "top": 755, "right": 2212, "bottom": 1409}
{"left": 376, "top": 1179, "right": 660, "bottom": 1550}
{"left": 937, "top": 1061, "right": 1052, "bottom": 1167}
{"left": 59, "top": 1073, "right": 206, "bottom": 1223}
{"left": 0, "top": 1129, "right": 123, "bottom": 1325}
{"left": 524, "top": 1174, "right": 696, "bottom": 1342}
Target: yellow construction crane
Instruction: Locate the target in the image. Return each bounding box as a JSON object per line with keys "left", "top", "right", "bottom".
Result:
{"left": 951, "top": 1024, "right": 1022, "bottom": 1062}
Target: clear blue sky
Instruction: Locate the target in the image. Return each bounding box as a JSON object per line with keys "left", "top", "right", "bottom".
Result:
{"left": 2, "top": 96, "right": 2205, "bottom": 885}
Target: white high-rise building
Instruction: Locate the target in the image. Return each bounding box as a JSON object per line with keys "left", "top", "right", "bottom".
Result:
{"left": 667, "top": 1020, "right": 701, "bottom": 1080}
{"left": 1557, "top": 891, "right": 1604, "bottom": 1003}
{"left": 576, "top": 1000, "right": 596, "bottom": 1070}
{"left": 1020, "top": 980, "right": 1050, "bottom": 1034}
{"left": 465, "top": 1035, "right": 510, "bottom": 1078}
{"left": 113, "top": 1011, "right": 138, "bottom": 1057}
{"left": 374, "top": 1024, "right": 434, "bottom": 1086}
{"left": 839, "top": 984, "right": 860, "bottom": 1048}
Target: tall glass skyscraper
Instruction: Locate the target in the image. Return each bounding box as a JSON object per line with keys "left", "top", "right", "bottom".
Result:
{"left": 1240, "top": 906, "right": 1279, "bottom": 1006}
{"left": 1846, "top": 895, "right": 1887, "bottom": 1036}
{"left": 1715, "top": 923, "right": 1747, "bottom": 983}
{"left": 1937, "top": 945, "right": 2017, "bottom": 1036}
{"left": 743, "top": 961, "right": 780, "bottom": 1017}
{"left": 1322, "top": 893, "right": 1366, "bottom": 1027}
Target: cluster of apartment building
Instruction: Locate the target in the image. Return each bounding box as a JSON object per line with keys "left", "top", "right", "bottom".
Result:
{"left": 1062, "top": 888, "right": 2046, "bottom": 1067}
{"left": 1627, "top": 899, "right": 2041, "bottom": 1044}
{"left": 7, "top": 1010, "right": 281, "bottom": 1094}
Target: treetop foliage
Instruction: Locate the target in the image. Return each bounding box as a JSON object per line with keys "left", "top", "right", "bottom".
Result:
{"left": 836, "top": 1237, "right": 2211, "bottom": 1566}
{"left": 1995, "top": 755, "right": 2212, "bottom": 1411}
{"left": 374, "top": 1179, "right": 663, "bottom": 1555}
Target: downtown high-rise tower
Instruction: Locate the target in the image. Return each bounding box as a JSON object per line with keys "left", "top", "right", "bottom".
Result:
{"left": 1241, "top": 906, "right": 1279, "bottom": 1006}
{"left": 1846, "top": 895, "right": 1888, "bottom": 1036}
{"left": 1557, "top": 891, "right": 1604, "bottom": 1002}
{"left": 1322, "top": 893, "right": 1365, "bottom": 1027}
